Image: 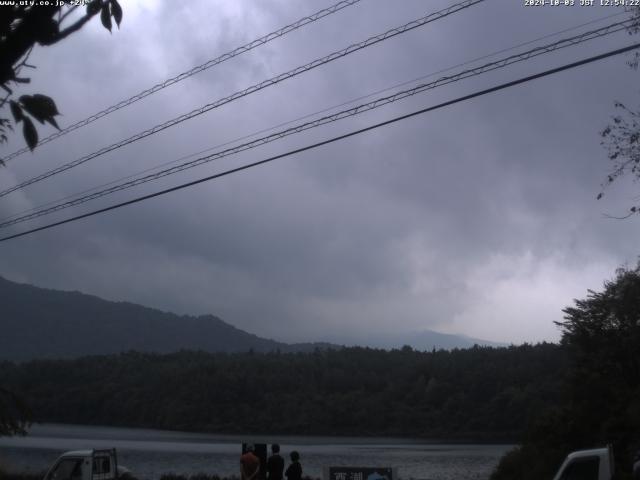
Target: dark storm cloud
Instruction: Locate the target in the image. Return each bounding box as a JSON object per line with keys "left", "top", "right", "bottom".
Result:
{"left": 1, "top": 0, "right": 639, "bottom": 343}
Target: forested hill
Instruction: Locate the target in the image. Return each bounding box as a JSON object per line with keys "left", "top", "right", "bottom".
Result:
{"left": 0, "top": 344, "right": 566, "bottom": 440}
{"left": 0, "top": 276, "right": 332, "bottom": 361}
{"left": 0, "top": 276, "right": 497, "bottom": 361}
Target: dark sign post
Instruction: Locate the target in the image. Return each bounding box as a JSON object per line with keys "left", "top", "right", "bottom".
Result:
{"left": 325, "top": 467, "right": 396, "bottom": 480}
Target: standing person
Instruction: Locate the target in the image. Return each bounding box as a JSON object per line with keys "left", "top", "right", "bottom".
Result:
{"left": 285, "top": 451, "right": 302, "bottom": 480}
{"left": 241, "top": 444, "right": 261, "bottom": 480}
{"left": 267, "top": 444, "right": 285, "bottom": 480}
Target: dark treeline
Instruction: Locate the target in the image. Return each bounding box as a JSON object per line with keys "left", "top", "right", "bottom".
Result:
{"left": 0, "top": 343, "right": 565, "bottom": 440}
{"left": 491, "top": 265, "right": 640, "bottom": 480}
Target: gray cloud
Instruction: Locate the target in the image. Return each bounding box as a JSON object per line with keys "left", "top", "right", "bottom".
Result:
{"left": 1, "top": 0, "right": 639, "bottom": 344}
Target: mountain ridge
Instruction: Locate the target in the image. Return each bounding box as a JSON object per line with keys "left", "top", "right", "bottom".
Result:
{"left": 0, "top": 275, "right": 500, "bottom": 361}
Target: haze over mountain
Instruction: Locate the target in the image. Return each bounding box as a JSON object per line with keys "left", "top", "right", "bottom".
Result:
{"left": 0, "top": 276, "right": 500, "bottom": 361}
{"left": 325, "top": 330, "right": 505, "bottom": 351}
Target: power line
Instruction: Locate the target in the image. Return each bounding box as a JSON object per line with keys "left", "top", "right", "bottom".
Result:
{"left": 0, "top": 13, "right": 624, "bottom": 226}
{"left": 0, "top": 18, "right": 631, "bottom": 229}
{"left": 2, "top": 10, "right": 624, "bottom": 225}
{"left": 0, "top": 0, "right": 364, "bottom": 164}
{"left": 1, "top": 41, "right": 638, "bottom": 244}
{"left": 0, "top": 0, "right": 485, "bottom": 199}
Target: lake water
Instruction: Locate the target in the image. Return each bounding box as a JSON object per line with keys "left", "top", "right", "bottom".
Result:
{"left": 0, "top": 424, "right": 512, "bottom": 480}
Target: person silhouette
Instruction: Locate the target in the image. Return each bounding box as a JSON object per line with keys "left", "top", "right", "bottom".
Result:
{"left": 267, "top": 444, "right": 285, "bottom": 480}
{"left": 241, "top": 444, "right": 260, "bottom": 480}
{"left": 285, "top": 451, "right": 302, "bottom": 480}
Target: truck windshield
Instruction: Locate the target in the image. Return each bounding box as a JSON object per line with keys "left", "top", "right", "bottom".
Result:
{"left": 560, "top": 456, "right": 600, "bottom": 480}
{"left": 48, "top": 459, "right": 84, "bottom": 480}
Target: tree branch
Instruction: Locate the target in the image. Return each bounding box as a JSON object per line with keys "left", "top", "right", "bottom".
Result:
{"left": 59, "top": 5, "right": 80, "bottom": 26}
{"left": 603, "top": 212, "right": 635, "bottom": 220}
{"left": 47, "top": 9, "right": 100, "bottom": 44}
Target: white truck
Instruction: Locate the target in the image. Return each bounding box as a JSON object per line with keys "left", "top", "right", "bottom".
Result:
{"left": 552, "top": 446, "right": 615, "bottom": 480}
{"left": 43, "top": 449, "right": 132, "bottom": 480}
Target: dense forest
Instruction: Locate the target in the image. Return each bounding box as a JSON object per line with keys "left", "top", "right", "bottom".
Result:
{"left": 0, "top": 343, "right": 565, "bottom": 440}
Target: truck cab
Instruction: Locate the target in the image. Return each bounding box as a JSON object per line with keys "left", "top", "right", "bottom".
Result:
{"left": 43, "top": 449, "right": 129, "bottom": 480}
{"left": 552, "top": 446, "right": 615, "bottom": 480}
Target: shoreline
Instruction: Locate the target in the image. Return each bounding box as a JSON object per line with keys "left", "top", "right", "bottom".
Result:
{"left": 17, "top": 423, "right": 518, "bottom": 446}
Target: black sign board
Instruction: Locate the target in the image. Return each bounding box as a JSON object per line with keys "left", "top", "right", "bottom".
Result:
{"left": 326, "top": 467, "right": 395, "bottom": 480}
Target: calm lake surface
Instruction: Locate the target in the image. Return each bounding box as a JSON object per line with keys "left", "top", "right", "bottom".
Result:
{"left": 0, "top": 424, "right": 512, "bottom": 480}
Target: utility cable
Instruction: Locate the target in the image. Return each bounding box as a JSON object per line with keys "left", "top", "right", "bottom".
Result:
{"left": 0, "top": 12, "right": 625, "bottom": 226}
{"left": 0, "top": 0, "right": 363, "bottom": 164}
{"left": 1, "top": 42, "right": 638, "bottom": 243}
{"left": 0, "top": 0, "right": 485, "bottom": 199}
{"left": 0, "top": 18, "right": 632, "bottom": 229}
{"left": 1, "top": 10, "right": 624, "bottom": 224}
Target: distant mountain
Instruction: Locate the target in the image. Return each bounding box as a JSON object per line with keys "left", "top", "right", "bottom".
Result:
{"left": 325, "top": 329, "right": 505, "bottom": 351}
{"left": 0, "top": 276, "right": 502, "bottom": 362}
{"left": 0, "top": 276, "right": 333, "bottom": 361}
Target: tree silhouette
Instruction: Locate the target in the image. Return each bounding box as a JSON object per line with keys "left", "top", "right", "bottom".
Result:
{"left": 0, "top": 0, "right": 122, "bottom": 161}
{"left": 491, "top": 263, "right": 640, "bottom": 480}
{"left": 0, "top": 386, "right": 30, "bottom": 436}
{"left": 598, "top": 7, "right": 640, "bottom": 215}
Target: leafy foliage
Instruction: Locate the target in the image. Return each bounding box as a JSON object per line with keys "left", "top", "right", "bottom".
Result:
{"left": 600, "top": 102, "right": 640, "bottom": 214}
{"left": 0, "top": 386, "right": 30, "bottom": 436}
{"left": 598, "top": 7, "right": 640, "bottom": 213}
{"left": 0, "top": 0, "right": 123, "bottom": 155}
{"left": 491, "top": 264, "right": 640, "bottom": 480}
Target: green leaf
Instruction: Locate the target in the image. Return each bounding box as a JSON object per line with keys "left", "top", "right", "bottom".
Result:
{"left": 32, "top": 94, "right": 59, "bottom": 116}
{"left": 22, "top": 117, "right": 37, "bottom": 151}
{"left": 110, "top": 0, "right": 122, "bottom": 27}
{"left": 87, "top": 0, "right": 102, "bottom": 16}
{"left": 19, "top": 94, "right": 60, "bottom": 125}
{"left": 101, "top": 3, "right": 112, "bottom": 32}
{"left": 10, "top": 101, "right": 23, "bottom": 123}
{"left": 45, "top": 116, "right": 60, "bottom": 130}
{"left": 34, "top": 16, "right": 59, "bottom": 45}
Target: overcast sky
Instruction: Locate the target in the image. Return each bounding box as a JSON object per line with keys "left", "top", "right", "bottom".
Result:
{"left": 1, "top": 0, "right": 639, "bottom": 344}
